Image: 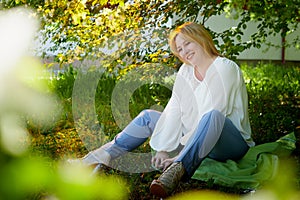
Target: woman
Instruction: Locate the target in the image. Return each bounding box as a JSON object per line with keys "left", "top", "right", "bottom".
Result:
{"left": 72, "top": 22, "right": 255, "bottom": 198}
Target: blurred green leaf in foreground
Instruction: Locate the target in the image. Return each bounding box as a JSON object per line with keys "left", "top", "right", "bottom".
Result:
{"left": 0, "top": 7, "right": 127, "bottom": 200}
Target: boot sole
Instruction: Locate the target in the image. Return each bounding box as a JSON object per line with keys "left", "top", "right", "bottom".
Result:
{"left": 150, "top": 180, "right": 168, "bottom": 198}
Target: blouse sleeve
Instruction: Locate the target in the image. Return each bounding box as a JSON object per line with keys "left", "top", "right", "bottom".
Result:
{"left": 149, "top": 92, "right": 182, "bottom": 152}
{"left": 149, "top": 67, "right": 188, "bottom": 152}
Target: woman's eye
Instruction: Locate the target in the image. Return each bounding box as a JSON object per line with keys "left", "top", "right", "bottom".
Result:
{"left": 184, "top": 42, "right": 190, "bottom": 46}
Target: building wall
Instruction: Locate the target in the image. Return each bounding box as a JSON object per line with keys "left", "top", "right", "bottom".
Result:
{"left": 199, "top": 13, "right": 300, "bottom": 61}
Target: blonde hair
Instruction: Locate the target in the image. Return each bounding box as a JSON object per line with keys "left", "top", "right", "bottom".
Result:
{"left": 169, "top": 22, "right": 219, "bottom": 62}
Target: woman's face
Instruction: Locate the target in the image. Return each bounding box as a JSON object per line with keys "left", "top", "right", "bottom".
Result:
{"left": 175, "top": 33, "right": 205, "bottom": 66}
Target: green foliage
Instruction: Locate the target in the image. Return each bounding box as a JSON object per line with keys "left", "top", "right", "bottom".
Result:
{"left": 2, "top": 0, "right": 299, "bottom": 72}
{"left": 242, "top": 63, "right": 300, "bottom": 144}
{"left": 0, "top": 40, "right": 127, "bottom": 200}
{"left": 0, "top": 153, "right": 127, "bottom": 200}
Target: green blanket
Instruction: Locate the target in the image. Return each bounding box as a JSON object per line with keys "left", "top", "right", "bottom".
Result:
{"left": 192, "top": 132, "right": 296, "bottom": 190}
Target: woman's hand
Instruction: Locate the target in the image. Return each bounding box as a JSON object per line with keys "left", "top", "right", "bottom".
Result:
{"left": 151, "top": 151, "right": 169, "bottom": 169}
{"left": 152, "top": 152, "right": 179, "bottom": 170}
{"left": 161, "top": 156, "right": 177, "bottom": 171}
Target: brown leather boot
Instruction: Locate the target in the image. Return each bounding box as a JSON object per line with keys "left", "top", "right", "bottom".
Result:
{"left": 150, "top": 162, "right": 185, "bottom": 198}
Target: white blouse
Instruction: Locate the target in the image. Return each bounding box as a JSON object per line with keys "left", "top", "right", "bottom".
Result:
{"left": 149, "top": 56, "right": 255, "bottom": 152}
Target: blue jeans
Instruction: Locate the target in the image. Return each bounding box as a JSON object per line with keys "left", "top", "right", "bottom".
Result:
{"left": 100, "top": 109, "right": 249, "bottom": 176}
{"left": 175, "top": 110, "right": 249, "bottom": 178}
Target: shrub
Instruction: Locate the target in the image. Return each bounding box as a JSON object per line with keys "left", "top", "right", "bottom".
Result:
{"left": 241, "top": 63, "right": 299, "bottom": 144}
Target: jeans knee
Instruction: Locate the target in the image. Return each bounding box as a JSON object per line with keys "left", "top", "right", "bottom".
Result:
{"left": 135, "top": 109, "right": 151, "bottom": 126}
{"left": 135, "top": 109, "right": 161, "bottom": 127}
{"left": 138, "top": 109, "right": 153, "bottom": 120}
{"left": 140, "top": 109, "right": 152, "bottom": 116}
{"left": 201, "top": 110, "right": 225, "bottom": 128}
{"left": 204, "top": 110, "right": 223, "bottom": 119}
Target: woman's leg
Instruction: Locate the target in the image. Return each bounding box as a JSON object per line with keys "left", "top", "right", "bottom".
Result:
{"left": 176, "top": 109, "right": 249, "bottom": 178}
{"left": 82, "top": 109, "right": 161, "bottom": 165}
{"left": 150, "top": 110, "right": 249, "bottom": 198}
{"left": 208, "top": 118, "right": 249, "bottom": 161}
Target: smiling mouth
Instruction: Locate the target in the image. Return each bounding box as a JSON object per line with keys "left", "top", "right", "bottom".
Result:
{"left": 186, "top": 52, "right": 194, "bottom": 60}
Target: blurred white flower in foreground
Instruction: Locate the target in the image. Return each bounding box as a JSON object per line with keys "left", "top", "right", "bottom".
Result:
{"left": 0, "top": 8, "right": 60, "bottom": 155}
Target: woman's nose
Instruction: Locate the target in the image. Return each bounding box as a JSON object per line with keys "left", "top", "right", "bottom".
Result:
{"left": 180, "top": 47, "right": 188, "bottom": 55}
{"left": 183, "top": 48, "right": 191, "bottom": 57}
